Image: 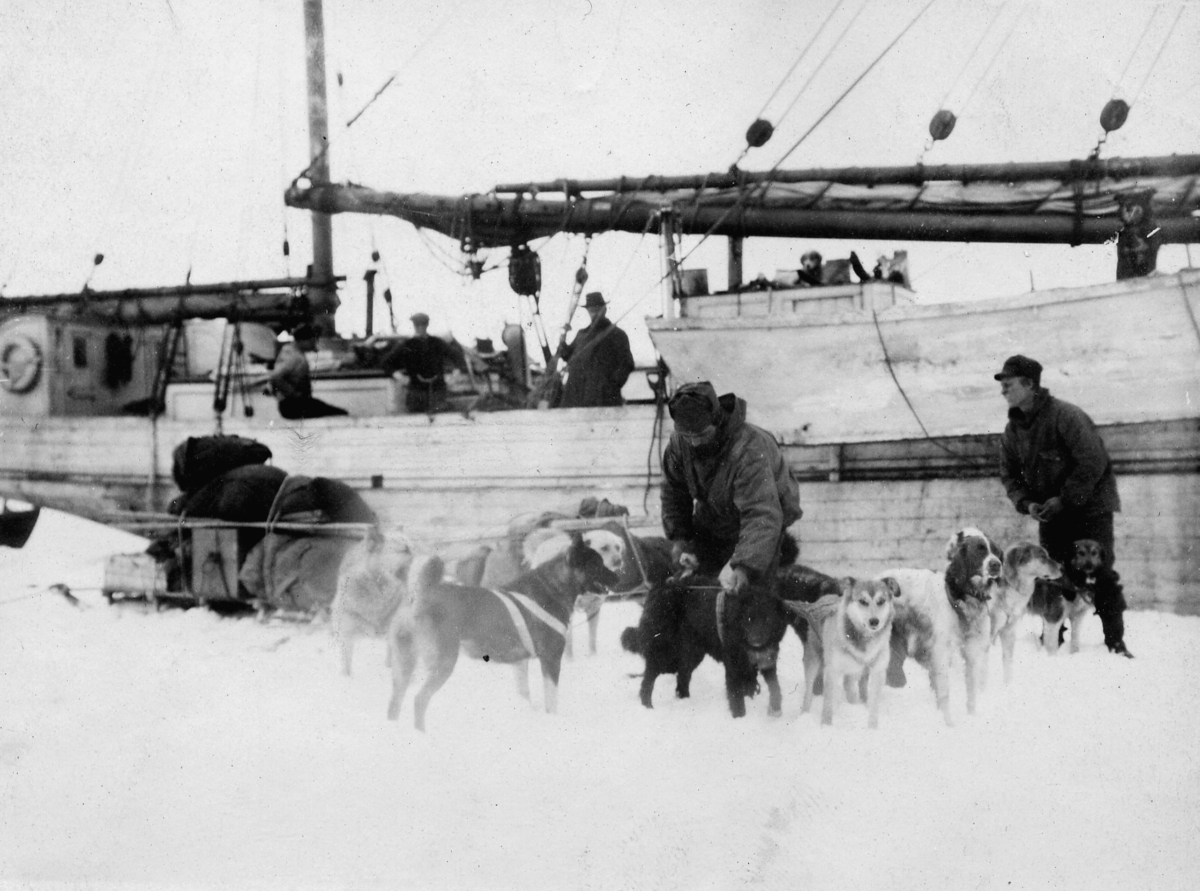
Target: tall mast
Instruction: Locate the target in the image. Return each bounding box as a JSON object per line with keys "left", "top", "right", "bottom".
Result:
{"left": 303, "top": 0, "right": 337, "bottom": 333}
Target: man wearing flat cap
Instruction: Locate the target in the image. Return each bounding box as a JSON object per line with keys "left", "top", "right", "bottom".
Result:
{"left": 559, "top": 292, "right": 635, "bottom": 408}
{"left": 996, "top": 354, "right": 1132, "bottom": 657}
{"left": 383, "top": 312, "right": 456, "bottom": 414}
{"left": 661, "top": 382, "right": 803, "bottom": 705}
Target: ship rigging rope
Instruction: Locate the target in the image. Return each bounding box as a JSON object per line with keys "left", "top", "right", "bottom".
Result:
{"left": 769, "top": 0, "right": 937, "bottom": 172}
{"left": 1128, "top": 4, "right": 1186, "bottom": 106}
{"left": 772, "top": 0, "right": 870, "bottom": 142}
{"left": 955, "top": 3, "right": 1021, "bottom": 128}
{"left": 291, "top": 0, "right": 467, "bottom": 186}
{"left": 935, "top": 1, "right": 1006, "bottom": 111}
{"left": 672, "top": 0, "right": 936, "bottom": 273}
{"left": 732, "top": 3, "right": 847, "bottom": 169}
{"left": 1111, "top": 4, "right": 1161, "bottom": 103}
{"left": 870, "top": 308, "right": 989, "bottom": 467}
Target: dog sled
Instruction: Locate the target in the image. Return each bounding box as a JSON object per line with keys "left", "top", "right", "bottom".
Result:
{"left": 103, "top": 516, "right": 375, "bottom": 617}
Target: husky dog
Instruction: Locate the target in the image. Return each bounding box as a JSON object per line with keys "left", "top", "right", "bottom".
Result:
{"left": 783, "top": 577, "right": 898, "bottom": 728}
{"left": 989, "top": 542, "right": 1063, "bottom": 682}
{"left": 329, "top": 526, "right": 415, "bottom": 676}
{"left": 386, "top": 534, "right": 618, "bottom": 731}
{"left": 525, "top": 528, "right": 626, "bottom": 657}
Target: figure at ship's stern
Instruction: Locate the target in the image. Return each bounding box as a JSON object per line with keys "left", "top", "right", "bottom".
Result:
{"left": 1115, "top": 191, "right": 1160, "bottom": 281}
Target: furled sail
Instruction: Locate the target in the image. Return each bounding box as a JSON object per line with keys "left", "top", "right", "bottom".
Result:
{"left": 285, "top": 154, "right": 1200, "bottom": 249}
{"left": 0, "top": 277, "right": 324, "bottom": 326}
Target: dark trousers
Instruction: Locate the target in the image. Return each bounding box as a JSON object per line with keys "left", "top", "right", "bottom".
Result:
{"left": 1037, "top": 510, "right": 1127, "bottom": 648}
{"left": 405, "top": 381, "right": 449, "bottom": 414}
{"left": 278, "top": 396, "right": 349, "bottom": 420}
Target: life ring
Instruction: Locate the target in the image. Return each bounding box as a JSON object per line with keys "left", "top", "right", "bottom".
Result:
{"left": 0, "top": 334, "right": 43, "bottom": 394}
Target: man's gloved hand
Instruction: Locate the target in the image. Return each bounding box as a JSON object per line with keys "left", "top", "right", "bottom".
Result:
{"left": 1030, "top": 496, "right": 1063, "bottom": 523}
{"left": 719, "top": 563, "right": 750, "bottom": 595}
{"left": 671, "top": 540, "right": 699, "bottom": 571}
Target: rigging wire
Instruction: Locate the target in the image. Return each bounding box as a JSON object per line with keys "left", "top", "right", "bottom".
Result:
{"left": 293, "top": 0, "right": 467, "bottom": 185}
{"left": 731, "top": 3, "right": 844, "bottom": 169}
{"left": 870, "top": 309, "right": 988, "bottom": 466}
{"left": 770, "top": 0, "right": 938, "bottom": 171}
{"left": 670, "top": 0, "right": 937, "bottom": 275}
{"left": 774, "top": 0, "right": 871, "bottom": 137}
{"left": 955, "top": 4, "right": 1022, "bottom": 121}
{"left": 752, "top": 3, "right": 840, "bottom": 120}
{"left": 1129, "top": 3, "right": 1186, "bottom": 106}
{"left": 936, "top": 1, "right": 1007, "bottom": 112}
{"left": 1111, "top": 4, "right": 1161, "bottom": 101}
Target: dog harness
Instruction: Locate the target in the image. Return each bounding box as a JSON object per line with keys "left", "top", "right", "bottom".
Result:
{"left": 486, "top": 588, "right": 569, "bottom": 657}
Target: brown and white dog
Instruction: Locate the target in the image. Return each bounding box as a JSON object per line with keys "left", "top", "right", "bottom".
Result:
{"left": 1029, "top": 538, "right": 1101, "bottom": 655}
{"left": 525, "top": 528, "right": 626, "bottom": 657}
{"left": 783, "top": 577, "right": 898, "bottom": 728}
{"left": 329, "top": 526, "right": 415, "bottom": 676}
{"left": 989, "top": 542, "right": 1063, "bottom": 682}
{"left": 879, "top": 528, "right": 1002, "bottom": 723}
{"left": 386, "top": 534, "right": 619, "bottom": 731}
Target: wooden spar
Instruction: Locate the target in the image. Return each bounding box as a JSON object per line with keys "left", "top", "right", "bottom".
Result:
{"left": 302, "top": 0, "right": 337, "bottom": 332}
{"left": 284, "top": 181, "right": 1200, "bottom": 247}
{"left": 494, "top": 154, "right": 1200, "bottom": 193}
{"left": 0, "top": 277, "right": 331, "bottom": 325}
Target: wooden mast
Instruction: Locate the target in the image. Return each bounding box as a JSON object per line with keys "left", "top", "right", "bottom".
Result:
{"left": 303, "top": 0, "right": 338, "bottom": 334}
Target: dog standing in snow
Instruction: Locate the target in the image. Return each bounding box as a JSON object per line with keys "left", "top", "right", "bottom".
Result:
{"left": 783, "top": 577, "right": 898, "bottom": 728}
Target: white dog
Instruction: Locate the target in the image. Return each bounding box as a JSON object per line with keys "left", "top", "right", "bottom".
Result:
{"left": 878, "top": 528, "right": 1003, "bottom": 724}
{"left": 329, "top": 527, "right": 415, "bottom": 676}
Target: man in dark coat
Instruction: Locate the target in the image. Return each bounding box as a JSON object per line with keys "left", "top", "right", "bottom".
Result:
{"left": 383, "top": 313, "right": 455, "bottom": 414}
{"left": 996, "top": 354, "right": 1132, "bottom": 657}
{"left": 559, "top": 292, "right": 635, "bottom": 408}
{"left": 661, "top": 381, "right": 803, "bottom": 690}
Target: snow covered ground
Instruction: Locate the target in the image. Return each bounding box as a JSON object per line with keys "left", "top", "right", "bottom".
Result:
{"left": 2, "top": 509, "right": 1198, "bottom": 890}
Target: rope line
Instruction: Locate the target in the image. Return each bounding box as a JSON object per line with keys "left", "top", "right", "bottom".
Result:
{"left": 938, "top": 1, "right": 1007, "bottom": 111}
{"left": 752, "top": 4, "right": 840, "bottom": 122}
{"left": 870, "top": 308, "right": 989, "bottom": 467}
{"left": 668, "top": 0, "right": 936, "bottom": 275}
{"left": 774, "top": 0, "right": 871, "bottom": 135}
{"left": 1112, "top": 4, "right": 1161, "bottom": 101}
{"left": 1130, "top": 4, "right": 1186, "bottom": 106}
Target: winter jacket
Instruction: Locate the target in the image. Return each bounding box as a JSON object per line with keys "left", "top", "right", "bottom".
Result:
{"left": 999, "top": 389, "right": 1120, "bottom": 516}
{"left": 661, "top": 386, "right": 802, "bottom": 579}
{"left": 560, "top": 318, "right": 635, "bottom": 408}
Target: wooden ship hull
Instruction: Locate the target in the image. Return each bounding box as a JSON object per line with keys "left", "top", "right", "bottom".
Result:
{"left": 3, "top": 270, "right": 1198, "bottom": 612}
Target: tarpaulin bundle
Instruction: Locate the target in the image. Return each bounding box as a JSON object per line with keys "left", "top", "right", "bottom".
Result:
{"left": 171, "top": 435, "right": 273, "bottom": 495}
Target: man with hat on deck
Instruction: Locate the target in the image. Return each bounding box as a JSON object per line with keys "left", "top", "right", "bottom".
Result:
{"left": 661, "top": 381, "right": 803, "bottom": 704}
{"left": 559, "top": 291, "right": 635, "bottom": 408}
{"left": 996, "top": 354, "right": 1132, "bottom": 657}
{"left": 383, "top": 312, "right": 456, "bottom": 415}
{"left": 262, "top": 323, "right": 348, "bottom": 420}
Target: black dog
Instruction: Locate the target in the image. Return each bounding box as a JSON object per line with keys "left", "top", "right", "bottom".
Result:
{"left": 620, "top": 573, "right": 789, "bottom": 718}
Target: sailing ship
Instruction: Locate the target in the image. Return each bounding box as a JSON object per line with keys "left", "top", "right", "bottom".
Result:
{"left": 2, "top": 2, "right": 1198, "bottom": 611}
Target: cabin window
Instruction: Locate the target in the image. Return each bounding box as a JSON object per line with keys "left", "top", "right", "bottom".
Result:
{"left": 72, "top": 336, "right": 88, "bottom": 368}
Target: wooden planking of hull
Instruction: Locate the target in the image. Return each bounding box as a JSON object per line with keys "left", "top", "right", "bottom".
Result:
{"left": 648, "top": 269, "right": 1200, "bottom": 444}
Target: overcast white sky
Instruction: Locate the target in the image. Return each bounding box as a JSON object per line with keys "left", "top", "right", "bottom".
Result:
{"left": 2, "top": 0, "right": 1197, "bottom": 360}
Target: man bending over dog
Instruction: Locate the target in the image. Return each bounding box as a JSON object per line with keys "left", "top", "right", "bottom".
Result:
{"left": 995, "top": 355, "right": 1133, "bottom": 658}
{"left": 661, "top": 382, "right": 803, "bottom": 694}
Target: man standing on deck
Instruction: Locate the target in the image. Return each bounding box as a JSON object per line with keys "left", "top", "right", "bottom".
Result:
{"left": 559, "top": 292, "right": 635, "bottom": 408}
{"left": 383, "top": 312, "right": 455, "bottom": 414}
{"left": 995, "top": 355, "right": 1133, "bottom": 657}
{"left": 661, "top": 382, "right": 803, "bottom": 698}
